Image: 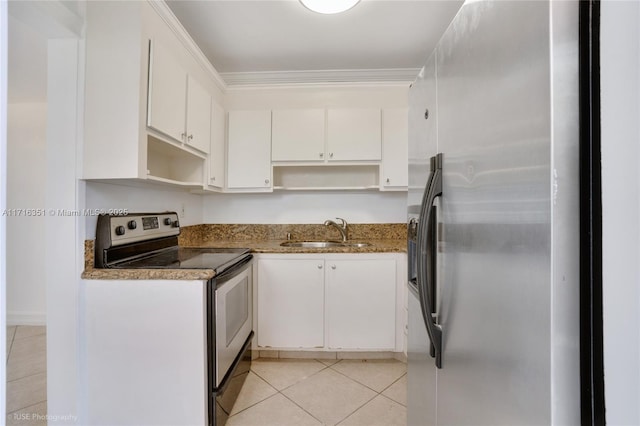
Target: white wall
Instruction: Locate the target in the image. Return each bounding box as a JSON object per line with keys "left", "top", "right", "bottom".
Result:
{"left": 1, "top": 0, "right": 9, "bottom": 419}
{"left": 6, "top": 102, "right": 47, "bottom": 324}
{"left": 85, "top": 182, "right": 204, "bottom": 238}
{"left": 202, "top": 191, "right": 406, "bottom": 224}
{"left": 6, "top": 12, "right": 50, "bottom": 325}
{"left": 601, "top": 1, "right": 640, "bottom": 424}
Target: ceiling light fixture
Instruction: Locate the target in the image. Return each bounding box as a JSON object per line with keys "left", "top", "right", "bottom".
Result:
{"left": 299, "top": 0, "right": 361, "bottom": 15}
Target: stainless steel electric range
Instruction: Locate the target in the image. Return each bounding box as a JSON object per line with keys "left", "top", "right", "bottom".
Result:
{"left": 94, "top": 212, "right": 253, "bottom": 426}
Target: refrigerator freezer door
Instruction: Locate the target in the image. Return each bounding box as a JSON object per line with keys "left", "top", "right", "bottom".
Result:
{"left": 407, "top": 51, "right": 439, "bottom": 423}
{"left": 435, "top": 1, "right": 553, "bottom": 424}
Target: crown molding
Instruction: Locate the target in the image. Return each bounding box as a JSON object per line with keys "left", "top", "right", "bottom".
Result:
{"left": 148, "top": 0, "right": 228, "bottom": 93}
{"left": 220, "top": 68, "right": 419, "bottom": 87}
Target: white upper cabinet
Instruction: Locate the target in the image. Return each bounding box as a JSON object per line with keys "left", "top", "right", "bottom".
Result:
{"left": 272, "top": 109, "right": 326, "bottom": 162}
{"left": 147, "top": 40, "right": 187, "bottom": 143}
{"left": 381, "top": 108, "right": 409, "bottom": 190}
{"left": 83, "top": 1, "right": 210, "bottom": 186}
{"left": 207, "top": 101, "right": 226, "bottom": 189}
{"left": 148, "top": 40, "right": 211, "bottom": 154}
{"left": 227, "top": 110, "right": 272, "bottom": 190}
{"left": 185, "top": 76, "right": 212, "bottom": 154}
{"left": 327, "top": 108, "right": 382, "bottom": 161}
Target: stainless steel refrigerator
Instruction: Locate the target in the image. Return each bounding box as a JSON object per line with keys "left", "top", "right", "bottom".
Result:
{"left": 407, "top": 1, "right": 583, "bottom": 424}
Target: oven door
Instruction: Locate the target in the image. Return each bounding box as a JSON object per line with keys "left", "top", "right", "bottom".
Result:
{"left": 214, "top": 259, "right": 253, "bottom": 388}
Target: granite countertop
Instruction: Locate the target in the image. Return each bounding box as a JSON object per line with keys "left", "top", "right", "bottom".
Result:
{"left": 82, "top": 223, "right": 407, "bottom": 280}
{"left": 81, "top": 267, "right": 215, "bottom": 281}
{"left": 81, "top": 240, "right": 216, "bottom": 281}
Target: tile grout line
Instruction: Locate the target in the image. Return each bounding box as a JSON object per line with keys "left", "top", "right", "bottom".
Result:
{"left": 6, "top": 326, "right": 48, "bottom": 417}
{"left": 6, "top": 397, "right": 48, "bottom": 416}
{"left": 333, "top": 390, "right": 379, "bottom": 426}
{"left": 326, "top": 362, "right": 404, "bottom": 396}
{"left": 277, "top": 387, "right": 328, "bottom": 425}
{"left": 230, "top": 360, "right": 331, "bottom": 422}
{"left": 377, "top": 392, "right": 407, "bottom": 408}
{"left": 6, "top": 327, "right": 48, "bottom": 383}
{"left": 221, "top": 358, "right": 408, "bottom": 424}
{"left": 278, "top": 360, "right": 337, "bottom": 423}
{"left": 269, "top": 359, "right": 384, "bottom": 426}
{"left": 6, "top": 326, "right": 16, "bottom": 365}
{"left": 6, "top": 370, "right": 48, "bottom": 384}
{"left": 379, "top": 372, "right": 407, "bottom": 397}
{"left": 325, "top": 362, "right": 407, "bottom": 424}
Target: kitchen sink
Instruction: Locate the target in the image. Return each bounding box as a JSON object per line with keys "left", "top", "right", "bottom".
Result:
{"left": 280, "top": 241, "right": 372, "bottom": 248}
{"left": 342, "top": 242, "right": 372, "bottom": 247}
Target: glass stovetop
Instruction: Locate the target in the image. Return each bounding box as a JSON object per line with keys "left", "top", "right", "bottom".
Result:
{"left": 113, "top": 247, "right": 251, "bottom": 273}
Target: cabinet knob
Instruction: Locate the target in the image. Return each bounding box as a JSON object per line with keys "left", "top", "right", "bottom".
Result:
{"left": 329, "top": 152, "right": 334, "bottom": 158}
{"left": 386, "top": 178, "right": 390, "bottom": 184}
{"left": 187, "top": 134, "right": 193, "bottom": 141}
{"left": 318, "top": 264, "right": 323, "bottom": 269}
{"left": 265, "top": 179, "right": 270, "bottom": 185}
{"left": 211, "top": 177, "right": 216, "bottom": 181}
{"left": 331, "top": 265, "right": 336, "bottom": 270}
{"left": 180, "top": 132, "right": 187, "bottom": 140}
{"left": 319, "top": 153, "right": 324, "bottom": 158}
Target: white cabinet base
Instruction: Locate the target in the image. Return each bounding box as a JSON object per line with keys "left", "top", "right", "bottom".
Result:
{"left": 255, "top": 253, "right": 406, "bottom": 353}
{"left": 327, "top": 259, "right": 397, "bottom": 350}
{"left": 82, "top": 279, "right": 208, "bottom": 426}
{"left": 257, "top": 258, "right": 325, "bottom": 348}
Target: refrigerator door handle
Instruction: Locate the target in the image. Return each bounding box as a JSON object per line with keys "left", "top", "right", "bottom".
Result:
{"left": 417, "top": 153, "right": 443, "bottom": 368}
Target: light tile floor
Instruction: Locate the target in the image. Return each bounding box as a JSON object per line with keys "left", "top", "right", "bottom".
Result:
{"left": 5, "top": 327, "right": 406, "bottom": 426}
{"left": 228, "top": 358, "right": 407, "bottom": 426}
{"left": 5, "top": 326, "right": 48, "bottom": 426}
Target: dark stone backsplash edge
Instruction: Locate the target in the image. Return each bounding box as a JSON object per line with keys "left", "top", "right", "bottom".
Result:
{"left": 178, "top": 223, "right": 407, "bottom": 246}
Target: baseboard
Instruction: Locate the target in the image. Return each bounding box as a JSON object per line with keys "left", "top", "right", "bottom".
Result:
{"left": 7, "top": 311, "right": 46, "bottom": 326}
{"left": 257, "top": 349, "right": 406, "bottom": 362}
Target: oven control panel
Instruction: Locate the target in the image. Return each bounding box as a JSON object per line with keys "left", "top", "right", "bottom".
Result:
{"left": 107, "top": 212, "right": 180, "bottom": 246}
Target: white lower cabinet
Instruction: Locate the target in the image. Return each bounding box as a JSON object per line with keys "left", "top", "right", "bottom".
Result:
{"left": 257, "top": 258, "right": 325, "bottom": 348}
{"left": 326, "top": 259, "right": 396, "bottom": 350}
{"left": 256, "top": 254, "right": 403, "bottom": 352}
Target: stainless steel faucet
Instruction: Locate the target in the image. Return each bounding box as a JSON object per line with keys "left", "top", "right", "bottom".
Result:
{"left": 324, "top": 217, "right": 348, "bottom": 242}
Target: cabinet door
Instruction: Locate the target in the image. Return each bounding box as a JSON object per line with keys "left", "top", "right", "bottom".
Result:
{"left": 208, "top": 101, "right": 225, "bottom": 189}
{"left": 272, "top": 109, "right": 325, "bottom": 162}
{"left": 147, "top": 40, "right": 187, "bottom": 143}
{"left": 257, "top": 258, "right": 325, "bottom": 348}
{"left": 227, "top": 110, "right": 272, "bottom": 189}
{"left": 381, "top": 108, "right": 409, "bottom": 190}
{"left": 326, "top": 259, "right": 396, "bottom": 350}
{"left": 185, "top": 75, "right": 211, "bottom": 154}
{"left": 327, "top": 108, "right": 381, "bottom": 161}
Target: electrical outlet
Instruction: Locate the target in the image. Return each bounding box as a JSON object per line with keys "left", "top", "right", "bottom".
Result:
{"left": 180, "top": 203, "right": 186, "bottom": 218}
